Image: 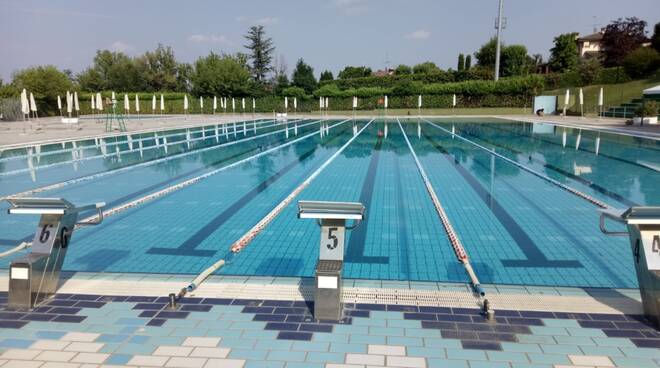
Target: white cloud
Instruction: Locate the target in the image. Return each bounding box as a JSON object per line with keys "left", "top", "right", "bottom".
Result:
{"left": 109, "top": 41, "right": 133, "bottom": 53}
{"left": 187, "top": 34, "right": 231, "bottom": 44}
{"left": 404, "top": 30, "right": 431, "bottom": 40}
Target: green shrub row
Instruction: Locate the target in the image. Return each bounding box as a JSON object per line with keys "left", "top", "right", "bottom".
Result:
{"left": 319, "top": 69, "right": 494, "bottom": 89}
{"left": 542, "top": 67, "right": 632, "bottom": 90}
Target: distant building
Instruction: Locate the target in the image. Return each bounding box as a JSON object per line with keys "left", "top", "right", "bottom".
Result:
{"left": 372, "top": 68, "right": 394, "bottom": 77}
{"left": 576, "top": 31, "right": 604, "bottom": 59}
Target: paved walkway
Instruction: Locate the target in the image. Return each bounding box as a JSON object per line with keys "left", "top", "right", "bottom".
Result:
{"left": 0, "top": 291, "right": 657, "bottom": 368}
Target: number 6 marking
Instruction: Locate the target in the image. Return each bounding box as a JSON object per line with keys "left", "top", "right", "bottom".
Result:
{"left": 39, "top": 224, "right": 53, "bottom": 243}
{"left": 326, "top": 227, "right": 338, "bottom": 250}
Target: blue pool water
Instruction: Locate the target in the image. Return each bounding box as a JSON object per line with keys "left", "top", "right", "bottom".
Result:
{"left": 1, "top": 118, "right": 658, "bottom": 288}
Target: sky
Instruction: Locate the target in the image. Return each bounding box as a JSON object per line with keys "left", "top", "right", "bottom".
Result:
{"left": 1, "top": 0, "right": 658, "bottom": 81}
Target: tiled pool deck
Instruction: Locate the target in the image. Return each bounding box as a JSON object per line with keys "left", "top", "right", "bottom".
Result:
{"left": 0, "top": 274, "right": 657, "bottom": 368}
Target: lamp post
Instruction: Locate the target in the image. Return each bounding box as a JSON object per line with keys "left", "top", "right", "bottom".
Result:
{"left": 494, "top": 0, "right": 504, "bottom": 81}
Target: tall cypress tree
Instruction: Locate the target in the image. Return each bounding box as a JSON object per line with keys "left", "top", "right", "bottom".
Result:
{"left": 244, "top": 25, "right": 275, "bottom": 82}
{"left": 457, "top": 54, "right": 465, "bottom": 71}
{"left": 465, "top": 55, "right": 472, "bottom": 70}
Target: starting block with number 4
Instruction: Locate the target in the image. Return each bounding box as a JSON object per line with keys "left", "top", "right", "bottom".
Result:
{"left": 600, "top": 206, "right": 660, "bottom": 326}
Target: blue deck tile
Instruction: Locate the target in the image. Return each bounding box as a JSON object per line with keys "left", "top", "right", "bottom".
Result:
{"left": 345, "top": 310, "right": 369, "bottom": 318}
{"left": 329, "top": 342, "right": 367, "bottom": 353}
{"left": 287, "top": 362, "right": 324, "bottom": 368}
{"left": 262, "top": 300, "right": 294, "bottom": 307}
{"left": 612, "top": 356, "right": 658, "bottom": 368}
{"left": 243, "top": 306, "right": 275, "bottom": 314}
{"left": 229, "top": 348, "right": 268, "bottom": 360}
{"left": 69, "top": 294, "right": 102, "bottom": 301}
{"left": 202, "top": 298, "right": 233, "bottom": 305}
{"left": 231, "top": 299, "right": 262, "bottom": 306}
{"left": 519, "top": 311, "right": 555, "bottom": 319}
{"left": 427, "top": 358, "right": 469, "bottom": 368}
{"left": 105, "top": 354, "right": 133, "bottom": 365}
{"left": 304, "top": 352, "right": 344, "bottom": 363}
{"left": 589, "top": 313, "right": 627, "bottom": 321}
{"left": 34, "top": 331, "right": 66, "bottom": 340}
{"left": 132, "top": 303, "right": 166, "bottom": 310}
{"left": 139, "top": 310, "right": 159, "bottom": 318}
{"left": 291, "top": 341, "right": 329, "bottom": 352}
{"left": 386, "top": 305, "right": 419, "bottom": 312}
{"left": 277, "top": 331, "right": 313, "bottom": 341}
{"left": 577, "top": 320, "right": 615, "bottom": 328}
{"left": 446, "top": 348, "right": 487, "bottom": 360}
{"left": 154, "top": 311, "right": 189, "bottom": 319}
{"left": 181, "top": 304, "right": 212, "bottom": 312}
{"left": 527, "top": 353, "right": 570, "bottom": 365}
{"left": 313, "top": 333, "right": 348, "bottom": 343}
{"left": 452, "top": 308, "right": 482, "bottom": 315}
{"left": 125, "top": 296, "right": 157, "bottom": 303}
{"left": 349, "top": 334, "right": 386, "bottom": 344}
{"left": 603, "top": 329, "right": 645, "bottom": 338}
{"left": 146, "top": 318, "right": 166, "bottom": 326}
{"left": 461, "top": 340, "right": 502, "bottom": 351}
{"left": 97, "top": 334, "right": 129, "bottom": 343}
{"left": 468, "top": 361, "right": 510, "bottom": 368}
{"left": 0, "top": 338, "right": 35, "bottom": 348}
{"left": 245, "top": 361, "right": 285, "bottom": 368}
{"left": 254, "top": 314, "right": 287, "bottom": 322}
{"left": 265, "top": 322, "right": 299, "bottom": 331}
{"left": 442, "top": 330, "right": 479, "bottom": 340}
{"left": 354, "top": 303, "right": 386, "bottom": 311}
{"left": 21, "top": 313, "right": 56, "bottom": 322}
{"left": 299, "top": 324, "right": 333, "bottom": 333}
{"left": 45, "top": 300, "right": 78, "bottom": 307}
{"left": 52, "top": 315, "right": 86, "bottom": 323}
{"left": 631, "top": 338, "right": 660, "bottom": 349}
{"left": 437, "top": 314, "right": 472, "bottom": 322}
{"left": 506, "top": 317, "right": 544, "bottom": 326}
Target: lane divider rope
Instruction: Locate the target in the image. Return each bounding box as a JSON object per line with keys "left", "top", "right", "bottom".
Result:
{"left": 396, "top": 118, "right": 485, "bottom": 297}
{"left": 74, "top": 119, "right": 350, "bottom": 225}
{"left": 424, "top": 119, "right": 609, "bottom": 209}
{"left": 230, "top": 118, "right": 373, "bottom": 253}
{"left": 3, "top": 119, "right": 310, "bottom": 200}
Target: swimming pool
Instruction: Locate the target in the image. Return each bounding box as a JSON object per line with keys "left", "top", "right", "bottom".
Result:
{"left": 1, "top": 117, "right": 658, "bottom": 289}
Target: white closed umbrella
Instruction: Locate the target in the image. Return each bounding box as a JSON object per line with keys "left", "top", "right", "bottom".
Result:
{"left": 325, "top": 97, "right": 329, "bottom": 110}
{"left": 418, "top": 95, "right": 422, "bottom": 108}
{"left": 384, "top": 95, "right": 388, "bottom": 109}
{"left": 563, "top": 89, "right": 570, "bottom": 116}
{"left": 124, "top": 94, "right": 130, "bottom": 112}
{"left": 21, "top": 89, "right": 28, "bottom": 115}
{"left": 152, "top": 95, "right": 156, "bottom": 113}
{"left": 213, "top": 96, "right": 217, "bottom": 112}
{"left": 200, "top": 96, "right": 204, "bottom": 109}
{"left": 452, "top": 94, "right": 457, "bottom": 107}
{"left": 242, "top": 97, "right": 245, "bottom": 110}
{"left": 57, "top": 95, "right": 62, "bottom": 113}
{"left": 183, "top": 95, "right": 189, "bottom": 115}
{"left": 284, "top": 96, "right": 288, "bottom": 109}
{"left": 66, "top": 91, "right": 73, "bottom": 117}
{"left": 111, "top": 91, "right": 116, "bottom": 102}
{"left": 597, "top": 87, "right": 604, "bottom": 117}
{"left": 73, "top": 91, "right": 79, "bottom": 114}
{"left": 160, "top": 94, "right": 165, "bottom": 112}
{"left": 293, "top": 97, "right": 297, "bottom": 110}
{"left": 353, "top": 96, "right": 358, "bottom": 108}
{"left": 319, "top": 96, "right": 323, "bottom": 109}
{"left": 231, "top": 97, "right": 235, "bottom": 112}
{"left": 96, "top": 93, "right": 103, "bottom": 111}
{"left": 29, "top": 92, "right": 37, "bottom": 113}
{"left": 252, "top": 98, "right": 255, "bottom": 110}
{"left": 135, "top": 94, "right": 140, "bottom": 112}
{"left": 579, "top": 88, "right": 584, "bottom": 117}
{"left": 90, "top": 95, "right": 95, "bottom": 111}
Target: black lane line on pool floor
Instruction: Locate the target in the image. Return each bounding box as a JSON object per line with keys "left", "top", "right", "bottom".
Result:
{"left": 147, "top": 126, "right": 349, "bottom": 257}
{"left": 422, "top": 131, "right": 582, "bottom": 269}
{"left": 455, "top": 124, "right": 639, "bottom": 208}
{"left": 7, "top": 124, "right": 318, "bottom": 246}
{"left": 345, "top": 128, "right": 389, "bottom": 265}
{"left": 394, "top": 153, "right": 411, "bottom": 277}
{"left": 487, "top": 123, "right": 659, "bottom": 173}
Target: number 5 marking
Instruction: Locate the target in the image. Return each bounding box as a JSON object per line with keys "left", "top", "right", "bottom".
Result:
{"left": 326, "top": 227, "right": 338, "bottom": 250}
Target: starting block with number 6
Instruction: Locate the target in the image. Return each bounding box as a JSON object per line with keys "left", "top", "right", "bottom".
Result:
{"left": 599, "top": 206, "right": 660, "bottom": 326}
{"left": 298, "top": 201, "right": 365, "bottom": 321}
{"left": 4, "top": 198, "right": 105, "bottom": 309}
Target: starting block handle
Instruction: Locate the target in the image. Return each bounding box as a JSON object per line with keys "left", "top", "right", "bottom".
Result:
{"left": 598, "top": 208, "right": 628, "bottom": 236}
{"left": 75, "top": 202, "right": 105, "bottom": 226}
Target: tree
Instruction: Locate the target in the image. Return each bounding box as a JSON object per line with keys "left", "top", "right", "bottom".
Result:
{"left": 176, "top": 63, "right": 193, "bottom": 92}
{"left": 412, "top": 62, "right": 439, "bottom": 74}
{"left": 243, "top": 25, "right": 275, "bottom": 82}
{"left": 549, "top": 32, "right": 579, "bottom": 72}
{"left": 601, "top": 17, "right": 648, "bottom": 67}
{"left": 623, "top": 48, "right": 660, "bottom": 78}
{"left": 190, "top": 53, "right": 251, "bottom": 96}
{"left": 281, "top": 86, "right": 306, "bottom": 98}
{"left": 11, "top": 66, "right": 74, "bottom": 115}
{"left": 457, "top": 54, "right": 465, "bottom": 71}
{"left": 577, "top": 59, "right": 602, "bottom": 85}
{"left": 395, "top": 64, "right": 412, "bottom": 75}
{"left": 338, "top": 66, "right": 371, "bottom": 79}
{"left": 136, "top": 44, "right": 179, "bottom": 91}
{"left": 501, "top": 45, "right": 531, "bottom": 77}
{"left": 465, "top": 55, "right": 472, "bottom": 70}
{"left": 319, "top": 70, "right": 334, "bottom": 82}
{"left": 475, "top": 38, "right": 498, "bottom": 68}
{"left": 292, "top": 59, "right": 317, "bottom": 94}
{"left": 78, "top": 50, "right": 145, "bottom": 91}
{"left": 652, "top": 22, "right": 660, "bottom": 52}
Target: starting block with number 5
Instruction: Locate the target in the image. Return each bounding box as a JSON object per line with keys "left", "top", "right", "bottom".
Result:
{"left": 298, "top": 201, "right": 365, "bottom": 321}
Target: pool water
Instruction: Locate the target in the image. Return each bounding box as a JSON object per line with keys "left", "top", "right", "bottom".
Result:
{"left": 1, "top": 118, "right": 658, "bottom": 288}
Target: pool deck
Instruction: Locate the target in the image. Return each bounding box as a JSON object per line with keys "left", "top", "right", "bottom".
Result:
{"left": 0, "top": 272, "right": 657, "bottom": 368}
{"left": 2, "top": 113, "right": 658, "bottom": 149}
{"left": 0, "top": 115, "right": 658, "bottom": 366}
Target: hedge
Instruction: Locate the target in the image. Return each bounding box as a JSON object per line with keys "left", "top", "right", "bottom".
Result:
{"left": 319, "top": 69, "right": 495, "bottom": 90}
{"left": 542, "top": 67, "right": 632, "bottom": 90}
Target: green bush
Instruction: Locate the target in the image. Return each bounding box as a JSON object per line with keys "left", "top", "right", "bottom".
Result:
{"left": 635, "top": 101, "right": 658, "bottom": 117}
{"left": 623, "top": 48, "right": 660, "bottom": 78}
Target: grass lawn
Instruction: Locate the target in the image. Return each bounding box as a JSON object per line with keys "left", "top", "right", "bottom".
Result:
{"left": 307, "top": 107, "right": 531, "bottom": 116}
{"left": 543, "top": 77, "right": 660, "bottom": 116}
